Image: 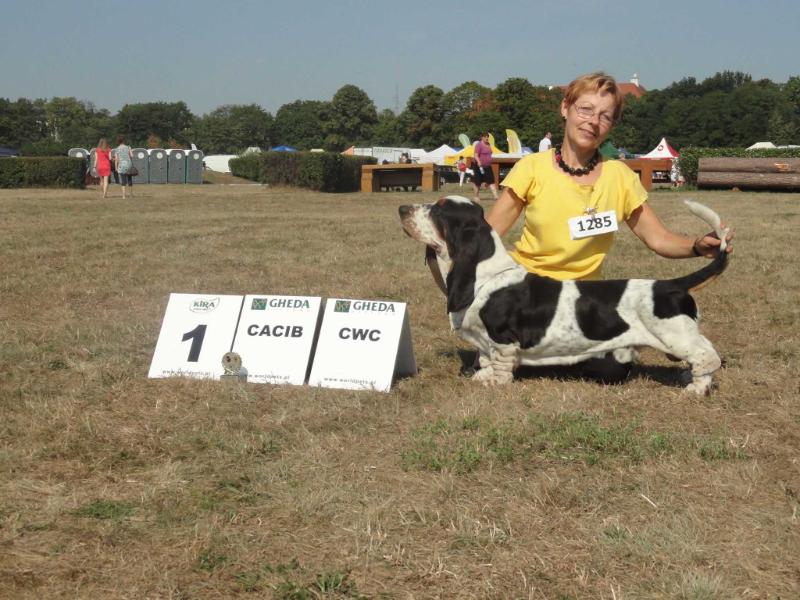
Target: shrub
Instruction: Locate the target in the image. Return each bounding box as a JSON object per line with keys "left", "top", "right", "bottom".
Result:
{"left": 229, "top": 151, "right": 376, "bottom": 192}
{"left": 0, "top": 157, "right": 86, "bottom": 188}
{"left": 228, "top": 153, "right": 261, "bottom": 181}
{"left": 19, "top": 140, "right": 72, "bottom": 157}
{"left": 678, "top": 146, "right": 800, "bottom": 185}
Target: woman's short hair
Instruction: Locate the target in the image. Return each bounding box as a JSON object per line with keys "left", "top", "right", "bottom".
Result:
{"left": 116, "top": 134, "right": 126, "bottom": 144}
{"left": 563, "top": 72, "right": 625, "bottom": 123}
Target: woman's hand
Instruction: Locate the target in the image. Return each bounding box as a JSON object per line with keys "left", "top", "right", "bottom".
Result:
{"left": 693, "top": 225, "right": 734, "bottom": 258}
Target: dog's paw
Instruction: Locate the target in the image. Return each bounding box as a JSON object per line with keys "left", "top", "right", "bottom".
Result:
{"left": 472, "top": 366, "right": 495, "bottom": 384}
{"left": 613, "top": 347, "right": 639, "bottom": 365}
{"left": 683, "top": 376, "right": 714, "bottom": 396}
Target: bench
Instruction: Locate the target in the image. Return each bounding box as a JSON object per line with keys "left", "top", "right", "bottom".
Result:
{"left": 361, "top": 163, "right": 440, "bottom": 192}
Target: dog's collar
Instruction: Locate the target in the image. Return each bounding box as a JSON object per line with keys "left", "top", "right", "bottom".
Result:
{"left": 425, "top": 246, "right": 448, "bottom": 296}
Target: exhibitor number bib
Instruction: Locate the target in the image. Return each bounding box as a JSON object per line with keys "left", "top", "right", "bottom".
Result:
{"left": 568, "top": 210, "right": 618, "bottom": 240}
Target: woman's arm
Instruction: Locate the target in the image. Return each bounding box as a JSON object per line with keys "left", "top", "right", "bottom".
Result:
{"left": 626, "top": 202, "right": 733, "bottom": 258}
{"left": 485, "top": 187, "right": 525, "bottom": 236}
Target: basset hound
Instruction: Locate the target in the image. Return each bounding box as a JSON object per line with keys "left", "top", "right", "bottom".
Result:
{"left": 399, "top": 196, "right": 730, "bottom": 395}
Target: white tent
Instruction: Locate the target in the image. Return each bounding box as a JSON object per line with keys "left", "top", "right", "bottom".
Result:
{"left": 641, "top": 137, "right": 679, "bottom": 159}
{"left": 746, "top": 141, "right": 777, "bottom": 150}
{"left": 203, "top": 154, "right": 236, "bottom": 173}
{"left": 419, "top": 144, "right": 458, "bottom": 165}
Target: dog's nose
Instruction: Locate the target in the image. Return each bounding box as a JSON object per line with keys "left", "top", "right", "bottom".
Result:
{"left": 399, "top": 205, "right": 412, "bottom": 217}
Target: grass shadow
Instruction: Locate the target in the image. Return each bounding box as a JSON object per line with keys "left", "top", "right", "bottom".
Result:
{"left": 455, "top": 348, "right": 688, "bottom": 388}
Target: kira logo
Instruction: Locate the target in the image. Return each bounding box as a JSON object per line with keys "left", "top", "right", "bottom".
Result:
{"left": 190, "top": 297, "right": 220, "bottom": 313}
{"left": 334, "top": 300, "right": 351, "bottom": 313}
{"left": 251, "top": 298, "right": 268, "bottom": 310}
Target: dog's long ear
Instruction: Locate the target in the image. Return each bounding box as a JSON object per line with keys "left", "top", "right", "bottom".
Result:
{"left": 445, "top": 216, "right": 495, "bottom": 313}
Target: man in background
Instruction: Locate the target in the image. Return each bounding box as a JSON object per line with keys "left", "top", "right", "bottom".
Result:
{"left": 538, "top": 131, "right": 552, "bottom": 152}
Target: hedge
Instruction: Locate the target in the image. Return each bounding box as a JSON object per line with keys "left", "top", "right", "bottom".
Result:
{"left": 0, "top": 157, "right": 86, "bottom": 189}
{"left": 229, "top": 151, "right": 376, "bottom": 192}
{"left": 678, "top": 146, "right": 800, "bottom": 185}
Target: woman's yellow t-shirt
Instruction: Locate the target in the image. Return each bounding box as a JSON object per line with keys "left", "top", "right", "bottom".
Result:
{"left": 500, "top": 150, "right": 647, "bottom": 280}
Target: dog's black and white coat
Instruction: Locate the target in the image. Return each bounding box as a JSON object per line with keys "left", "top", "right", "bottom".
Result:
{"left": 399, "top": 196, "right": 730, "bottom": 394}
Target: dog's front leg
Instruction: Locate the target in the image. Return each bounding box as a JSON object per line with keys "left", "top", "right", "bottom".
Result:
{"left": 472, "top": 345, "right": 517, "bottom": 385}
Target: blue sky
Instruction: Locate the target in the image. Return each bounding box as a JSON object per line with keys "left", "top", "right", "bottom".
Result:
{"left": 2, "top": 0, "right": 798, "bottom": 116}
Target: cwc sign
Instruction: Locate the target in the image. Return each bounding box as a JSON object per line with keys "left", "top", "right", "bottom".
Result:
{"left": 308, "top": 298, "right": 416, "bottom": 392}
{"left": 149, "top": 294, "right": 415, "bottom": 392}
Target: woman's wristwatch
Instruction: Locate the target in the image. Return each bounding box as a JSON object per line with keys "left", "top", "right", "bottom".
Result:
{"left": 691, "top": 239, "right": 702, "bottom": 257}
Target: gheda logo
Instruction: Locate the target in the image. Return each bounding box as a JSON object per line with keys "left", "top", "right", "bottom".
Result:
{"left": 253, "top": 297, "right": 312, "bottom": 310}
{"left": 334, "top": 300, "right": 351, "bottom": 313}
{"left": 189, "top": 297, "right": 220, "bottom": 313}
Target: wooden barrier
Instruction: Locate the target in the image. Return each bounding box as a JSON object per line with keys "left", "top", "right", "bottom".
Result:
{"left": 361, "top": 163, "right": 440, "bottom": 192}
{"left": 621, "top": 158, "right": 674, "bottom": 192}
{"left": 698, "top": 158, "right": 800, "bottom": 191}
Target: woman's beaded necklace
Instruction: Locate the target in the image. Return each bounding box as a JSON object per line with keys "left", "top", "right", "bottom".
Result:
{"left": 554, "top": 145, "right": 600, "bottom": 177}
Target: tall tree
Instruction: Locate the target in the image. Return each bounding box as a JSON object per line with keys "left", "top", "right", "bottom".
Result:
{"left": 191, "top": 104, "right": 273, "bottom": 154}
{"left": 371, "top": 109, "right": 404, "bottom": 146}
{"left": 322, "top": 84, "right": 378, "bottom": 151}
{"left": 116, "top": 101, "right": 195, "bottom": 147}
{"left": 0, "top": 98, "right": 47, "bottom": 148}
{"left": 271, "top": 100, "right": 328, "bottom": 149}
{"left": 399, "top": 85, "right": 445, "bottom": 148}
{"left": 441, "top": 81, "right": 491, "bottom": 143}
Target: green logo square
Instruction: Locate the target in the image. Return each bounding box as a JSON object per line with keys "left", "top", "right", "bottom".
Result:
{"left": 251, "top": 298, "right": 268, "bottom": 310}
{"left": 334, "top": 300, "right": 351, "bottom": 313}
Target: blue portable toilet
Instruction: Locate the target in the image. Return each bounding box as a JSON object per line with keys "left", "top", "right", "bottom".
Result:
{"left": 131, "top": 148, "right": 149, "bottom": 184}
{"left": 148, "top": 149, "right": 168, "bottom": 183}
{"left": 186, "top": 149, "right": 204, "bottom": 184}
{"left": 167, "top": 149, "right": 186, "bottom": 184}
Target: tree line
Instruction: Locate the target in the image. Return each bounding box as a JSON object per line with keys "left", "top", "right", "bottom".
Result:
{"left": 1, "top": 71, "right": 798, "bottom": 156}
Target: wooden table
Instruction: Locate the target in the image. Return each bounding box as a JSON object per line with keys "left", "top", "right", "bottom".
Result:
{"left": 361, "top": 163, "right": 440, "bottom": 192}
{"left": 467, "top": 157, "right": 520, "bottom": 184}
{"left": 621, "top": 158, "right": 674, "bottom": 191}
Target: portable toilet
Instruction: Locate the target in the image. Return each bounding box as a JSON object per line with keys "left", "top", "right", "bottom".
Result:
{"left": 186, "top": 149, "right": 204, "bottom": 184}
{"left": 148, "top": 149, "right": 168, "bottom": 183}
{"left": 167, "top": 149, "right": 186, "bottom": 184}
{"left": 88, "top": 148, "right": 97, "bottom": 176}
{"left": 131, "top": 148, "right": 149, "bottom": 184}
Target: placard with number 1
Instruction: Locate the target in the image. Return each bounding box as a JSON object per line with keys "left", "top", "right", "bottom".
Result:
{"left": 148, "top": 293, "right": 244, "bottom": 380}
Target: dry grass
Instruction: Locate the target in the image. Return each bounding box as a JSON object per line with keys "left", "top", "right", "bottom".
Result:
{"left": 1, "top": 182, "right": 798, "bottom": 599}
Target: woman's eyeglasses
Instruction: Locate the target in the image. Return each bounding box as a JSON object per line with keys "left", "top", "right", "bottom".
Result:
{"left": 573, "top": 104, "right": 615, "bottom": 127}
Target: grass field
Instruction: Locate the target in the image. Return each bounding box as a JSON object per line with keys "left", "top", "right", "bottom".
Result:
{"left": 1, "top": 182, "right": 798, "bottom": 598}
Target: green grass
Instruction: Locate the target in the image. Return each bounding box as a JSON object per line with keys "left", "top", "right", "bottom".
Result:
{"left": 401, "top": 412, "right": 747, "bottom": 472}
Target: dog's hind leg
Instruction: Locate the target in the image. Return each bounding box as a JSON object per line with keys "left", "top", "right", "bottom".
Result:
{"left": 662, "top": 334, "right": 721, "bottom": 395}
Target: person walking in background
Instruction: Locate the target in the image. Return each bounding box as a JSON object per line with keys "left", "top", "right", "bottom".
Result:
{"left": 471, "top": 132, "right": 498, "bottom": 201}
{"left": 456, "top": 155, "right": 467, "bottom": 186}
{"left": 113, "top": 135, "right": 134, "bottom": 199}
{"left": 91, "top": 138, "right": 112, "bottom": 198}
{"left": 538, "top": 131, "right": 552, "bottom": 152}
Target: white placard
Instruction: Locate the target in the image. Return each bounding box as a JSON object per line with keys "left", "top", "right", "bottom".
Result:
{"left": 148, "top": 293, "right": 244, "bottom": 380}
{"left": 568, "top": 209, "right": 618, "bottom": 240}
{"left": 231, "top": 294, "right": 322, "bottom": 385}
{"left": 308, "top": 299, "right": 416, "bottom": 392}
